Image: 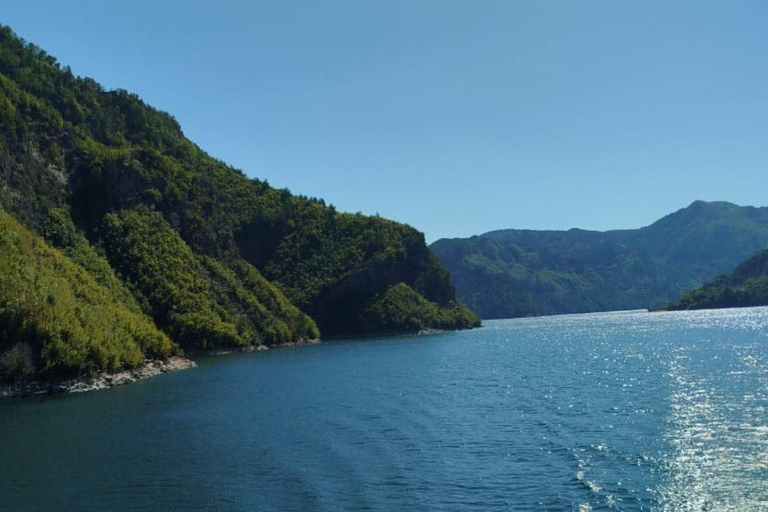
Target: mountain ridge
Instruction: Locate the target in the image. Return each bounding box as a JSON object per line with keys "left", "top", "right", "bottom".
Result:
{"left": 431, "top": 200, "right": 768, "bottom": 319}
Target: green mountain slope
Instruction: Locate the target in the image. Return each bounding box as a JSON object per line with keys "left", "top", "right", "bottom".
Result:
{"left": 431, "top": 201, "right": 768, "bottom": 319}
{"left": 0, "top": 26, "right": 478, "bottom": 382}
{"left": 664, "top": 250, "right": 768, "bottom": 311}
{"left": 0, "top": 208, "right": 177, "bottom": 383}
{"left": 610, "top": 200, "right": 768, "bottom": 284}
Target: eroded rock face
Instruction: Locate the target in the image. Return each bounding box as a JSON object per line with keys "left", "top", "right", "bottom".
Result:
{"left": 0, "top": 357, "right": 196, "bottom": 399}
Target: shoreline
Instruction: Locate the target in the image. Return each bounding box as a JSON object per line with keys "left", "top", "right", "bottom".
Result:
{"left": 186, "top": 337, "right": 321, "bottom": 357}
{"left": 323, "top": 327, "right": 453, "bottom": 342}
{"left": 0, "top": 331, "right": 454, "bottom": 400}
{"left": 0, "top": 356, "right": 196, "bottom": 400}
{"left": 0, "top": 339, "right": 321, "bottom": 400}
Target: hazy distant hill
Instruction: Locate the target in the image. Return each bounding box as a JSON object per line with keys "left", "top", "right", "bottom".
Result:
{"left": 0, "top": 25, "right": 478, "bottom": 384}
{"left": 431, "top": 201, "right": 768, "bottom": 319}
{"left": 663, "top": 249, "right": 768, "bottom": 311}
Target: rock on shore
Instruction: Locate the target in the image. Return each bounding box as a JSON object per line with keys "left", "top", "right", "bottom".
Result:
{"left": 0, "top": 357, "right": 196, "bottom": 399}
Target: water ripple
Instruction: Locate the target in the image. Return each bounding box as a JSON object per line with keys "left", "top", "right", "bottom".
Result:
{"left": 2, "top": 307, "right": 768, "bottom": 510}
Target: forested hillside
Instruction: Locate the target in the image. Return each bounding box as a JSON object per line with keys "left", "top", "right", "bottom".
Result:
{"left": 431, "top": 201, "right": 768, "bottom": 318}
{"left": 0, "top": 209, "right": 177, "bottom": 382}
{"left": 0, "top": 26, "right": 478, "bottom": 383}
{"left": 663, "top": 249, "right": 768, "bottom": 311}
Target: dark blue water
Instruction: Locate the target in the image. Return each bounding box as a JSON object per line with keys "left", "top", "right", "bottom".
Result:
{"left": 2, "top": 308, "right": 768, "bottom": 511}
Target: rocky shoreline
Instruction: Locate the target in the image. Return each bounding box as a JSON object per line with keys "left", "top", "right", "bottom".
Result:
{"left": 0, "top": 339, "right": 323, "bottom": 400}
{"left": 186, "top": 338, "right": 321, "bottom": 357}
{"left": 0, "top": 357, "right": 196, "bottom": 400}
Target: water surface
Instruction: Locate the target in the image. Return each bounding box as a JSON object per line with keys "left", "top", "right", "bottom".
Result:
{"left": 2, "top": 308, "right": 768, "bottom": 511}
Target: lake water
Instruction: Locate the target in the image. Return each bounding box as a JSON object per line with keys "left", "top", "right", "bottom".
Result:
{"left": 2, "top": 308, "right": 768, "bottom": 511}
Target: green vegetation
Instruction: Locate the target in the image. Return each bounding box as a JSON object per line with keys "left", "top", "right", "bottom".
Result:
{"left": 431, "top": 201, "right": 768, "bottom": 318}
{"left": 664, "top": 250, "right": 768, "bottom": 311}
{"left": 99, "top": 206, "right": 318, "bottom": 349}
{"left": 0, "top": 209, "right": 176, "bottom": 383}
{"left": 361, "top": 283, "right": 480, "bottom": 333}
{"left": 0, "top": 25, "right": 477, "bottom": 381}
{"left": 41, "top": 207, "right": 141, "bottom": 311}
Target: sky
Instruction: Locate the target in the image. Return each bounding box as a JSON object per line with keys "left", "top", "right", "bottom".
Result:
{"left": 2, "top": 1, "right": 767, "bottom": 242}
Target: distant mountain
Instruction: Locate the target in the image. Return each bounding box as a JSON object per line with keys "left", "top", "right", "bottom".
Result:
{"left": 0, "top": 25, "right": 478, "bottom": 385}
{"left": 431, "top": 201, "right": 768, "bottom": 319}
{"left": 663, "top": 249, "right": 768, "bottom": 311}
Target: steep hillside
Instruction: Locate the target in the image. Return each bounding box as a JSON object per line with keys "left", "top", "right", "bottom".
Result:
{"left": 0, "top": 208, "right": 177, "bottom": 383}
{"left": 431, "top": 201, "right": 768, "bottom": 318}
{"left": 611, "top": 201, "right": 768, "bottom": 283}
{"left": 663, "top": 249, "right": 768, "bottom": 311}
{"left": 0, "top": 26, "right": 478, "bottom": 382}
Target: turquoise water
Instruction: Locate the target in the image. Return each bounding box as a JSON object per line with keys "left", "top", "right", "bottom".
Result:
{"left": 2, "top": 308, "right": 768, "bottom": 511}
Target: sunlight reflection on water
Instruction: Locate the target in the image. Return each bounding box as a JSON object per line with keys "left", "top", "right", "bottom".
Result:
{"left": 1, "top": 307, "right": 768, "bottom": 510}
{"left": 657, "top": 324, "right": 768, "bottom": 511}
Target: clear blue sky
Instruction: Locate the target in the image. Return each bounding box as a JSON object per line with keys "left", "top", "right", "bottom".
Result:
{"left": 3, "top": 1, "right": 767, "bottom": 241}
